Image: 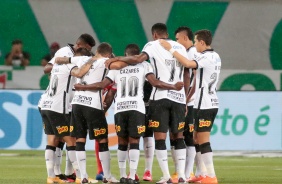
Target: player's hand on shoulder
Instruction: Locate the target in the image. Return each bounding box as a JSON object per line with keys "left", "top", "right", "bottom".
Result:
{"left": 74, "top": 83, "right": 84, "bottom": 91}
{"left": 159, "top": 39, "right": 171, "bottom": 51}
{"left": 105, "top": 57, "right": 119, "bottom": 69}
{"left": 174, "top": 81, "right": 184, "bottom": 91}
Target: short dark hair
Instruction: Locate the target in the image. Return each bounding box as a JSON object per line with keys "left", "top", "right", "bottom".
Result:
{"left": 195, "top": 29, "right": 212, "bottom": 46}
{"left": 124, "top": 44, "right": 140, "bottom": 56}
{"left": 97, "top": 42, "right": 112, "bottom": 57}
{"left": 151, "top": 23, "right": 167, "bottom": 35}
{"left": 75, "top": 47, "right": 92, "bottom": 56}
{"left": 174, "top": 26, "right": 194, "bottom": 41}
{"left": 12, "top": 39, "right": 22, "bottom": 45}
{"left": 79, "top": 33, "right": 96, "bottom": 47}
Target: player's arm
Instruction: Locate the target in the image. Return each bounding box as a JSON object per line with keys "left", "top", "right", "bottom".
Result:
{"left": 108, "top": 61, "right": 129, "bottom": 70}
{"left": 159, "top": 39, "right": 198, "bottom": 69}
{"left": 74, "top": 78, "right": 112, "bottom": 91}
{"left": 44, "top": 63, "right": 53, "bottom": 74}
{"left": 105, "top": 53, "right": 148, "bottom": 68}
{"left": 55, "top": 57, "right": 70, "bottom": 64}
{"left": 103, "top": 88, "right": 116, "bottom": 113}
{"left": 70, "top": 59, "right": 94, "bottom": 78}
{"left": 183, "top": 68, "right": 190, "bottom": 97}
{"left": 146, "top": 73, "right": 184, "bottom": 91}
{"left": 186, "top": 71, "right": 196, "bottom": 104}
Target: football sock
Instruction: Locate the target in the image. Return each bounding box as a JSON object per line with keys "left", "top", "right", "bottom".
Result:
{"left": 143, "top": 137, "right": 154, "bottom": 173}
{"left": 128, "top": 144, "right": 140, "bottom": 179}
{"left": 45, "top": 145, "right": 56, "bottom": 178}
{"left": 185, "top": 146, "right": 196, "bottom": 178}
{"left": 200, "top": 142, "right": 215, "bottom": 178}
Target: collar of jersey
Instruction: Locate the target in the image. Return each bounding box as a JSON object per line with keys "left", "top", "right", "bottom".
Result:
{"left": 67, "top": 43, "right": 75, "bottom": 55}
{"left": 201, "top": 48, "right": 214, "bottom": 54}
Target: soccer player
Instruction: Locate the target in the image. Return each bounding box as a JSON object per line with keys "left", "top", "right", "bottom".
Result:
{"left": 105, "top": 23, "right": 188, "bottom": 184}
{"left": 69, "top": 43, "right": 118, "bottom": 184}
{"left": 159, "top": 29, "right": 221, "bottom": 184}
{"left": 41, "top": 53, "right": 97, "bottom": 184}
{"left": 173, "top": 26, "right": 202, "bottom": 181}
{"left": 74, "top": 43, "right": 184, "bottom": 184}
{"left": 42, "top": 33, "right": 95, "bottom": 182}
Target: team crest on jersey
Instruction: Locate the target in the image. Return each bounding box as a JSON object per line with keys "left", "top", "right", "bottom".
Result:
{"left": 115, "top": 125, "right": 121, "bottom": 132}
{"left": 70, "top": 126, "right": 74, "bottom": 132}
{"left": 148, "top": 120, "right": 159, "bottom": 128}
{"left": 199, "top": 120, "right": 211, "bottom": 127}
{"left": 178, "top": 122, "right": 185, "bottom": 130}
{"left": 137, "top": 126, "right": 146, "bottom": 134}
{"left": 94, "top": 128, "right": 106, "bottom": 136}
{"left": 189, "top": 124, "right": 194, "bottom": 132}
{"left": 57, "top": 126, "right": 68, "bottom": 134}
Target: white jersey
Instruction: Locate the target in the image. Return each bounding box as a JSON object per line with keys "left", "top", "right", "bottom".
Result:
{"left": 186, "top": 46, "right": 201, "bottom": 106}
{"left": 41, "top": 63, "right": 77, "bottom": 114}
{"left": 106, "top": 61, "right": 154, "bottom": 114}
{"left": 142, "top": 39, "right": 187, "bottom": 104}
{"left": 71, "top": 57, "right": 108, "bottom": 110}
{"left": 38, "top": 86, "right": 49, "bottom": 108}
{"left": 48, "top": 44, "right": 75, "bottom": 64}
{"left": 194, "top": 49, "right": 221, "bottom": 109}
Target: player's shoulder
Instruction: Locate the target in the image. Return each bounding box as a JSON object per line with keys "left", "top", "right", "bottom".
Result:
{"left": 169, "top": 40, "right": 186, "bottom": 50}
{"left": 143, "top": 41, "right": 155, "bottom": 49}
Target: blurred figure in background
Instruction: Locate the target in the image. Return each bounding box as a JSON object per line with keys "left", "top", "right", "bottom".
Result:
{"left": 41, "top": 42, "right": 60, "bottom": 66}
{"left": 5, "top": 39, "right": 30, "bottom": 67}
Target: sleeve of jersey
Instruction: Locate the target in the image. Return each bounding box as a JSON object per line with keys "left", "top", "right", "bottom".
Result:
{"left": 141, "top": 42, "right": 153, "bottom": 59}
{"left": 195, "top": 55, "right": 207, "bottom": 69}
{"left": 67, "top": 64, "right": 77, "bottom": 73}
{"left": 144, "top": 62, "right": 154, "bottom": 77}
{"left": 105, "top": 70, "right": 116, "bottom": 83}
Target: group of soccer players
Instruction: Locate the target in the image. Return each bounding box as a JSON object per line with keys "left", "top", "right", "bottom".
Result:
{"left": 38, "top": 22, "right": 221, "bottom": 184}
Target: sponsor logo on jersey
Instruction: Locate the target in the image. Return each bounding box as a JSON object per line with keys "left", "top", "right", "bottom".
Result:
{"left": 137, "top": 125, "right": 146, "bottom": 134}
{"left": 189, "top": 124, "right": 194, "bottom": 132}
{"left": 199, "top": 120, "right": 211, "bottom": 127}
{"left": 167, "top": 90, "right": 185, "bottom": 102}
{"left": 57, "top": 126, "right": 68, "bottom": 134}
{"left": 94, "top": 128, "right": 106, "bottom": 136}
{"left": 115, "top": 125, "right": 121, "bottom": 132}
{"left": 72, "top": 95, "right": 92, "bottom": 105}
{"left": 178, "top": 122, "right": 185, "bottom": 130}
{"left": 70, "top": 126, "right": 73, "bottom": 132}
{"left": 148, "top": 120, "right": 159, "bottom": 128}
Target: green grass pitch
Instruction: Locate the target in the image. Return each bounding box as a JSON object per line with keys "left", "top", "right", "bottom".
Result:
{"left": 0, "top": 150, "right": 282, "bottom": 184}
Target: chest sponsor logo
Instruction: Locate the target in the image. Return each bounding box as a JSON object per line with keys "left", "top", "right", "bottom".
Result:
{"left": 148, "top": 120, "right": 159, "bottom": 128}
{"left": 199, "top": 120, "right": 211, "bottom": 127}
{"left": 94, "top": 128, "right": 106, "bottom": 136}
{"left": 56, "top": 126, "right": 68, "bottom": 134}
{"left": 178, "top": 122, "right": 185, "bottom": 130}
{"left": 137, "top": 126, "right": 146, "bottom": 134}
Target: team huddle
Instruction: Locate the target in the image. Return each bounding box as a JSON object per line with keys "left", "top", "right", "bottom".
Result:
{"left": 38, "top": 23, "right": 221, "bottom": 184}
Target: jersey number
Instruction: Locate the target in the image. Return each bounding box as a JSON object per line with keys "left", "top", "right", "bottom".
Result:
{"left": 208, "top": 73, "right": 217, "bottom": 94}
{"left": 48, "top": 75, "right": 58, "bottom": 97}
{"left": 120, "top": 76, "right": 139, "bottom": 98}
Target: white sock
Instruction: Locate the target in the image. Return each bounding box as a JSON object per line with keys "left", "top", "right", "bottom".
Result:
{"left": 76, "top": 151, "right": 88, "bottom": 179}
{"left": 128, "top": 149, "right": 140, "bottom": 179}
{"left": 99, "top": 151, "right": 111, "bottom": 179}
{"left": 174, "top": 148, "right": 186, "bottom": 179}
{"left": 195, "top": 152, "right": 207, "bottom": 176}
{"left": 155, "top": 149, "right": 170, "bottom": 178}
{"left": 67, "top": 150, "right": 81, "bottom": 178}
{"left": 45, "top": 149, "right": 55, "bottom": 177}
{"left": 143, "top": 137, "right": 154, "bottom": 173}
{"left": 201, "top": 152, "right": 216, "bottom": 177}
{"left": 171, "top": 146, "right": 178, "bottom": 174}
{"left": 117, "top": 150, "right": 127, "bottom": 178}
{"left": 54, "top": 147, "right": 62, "bottom": 175}
{"left": 185, "top": 146, "right": 196, "bottom": 178}
{"left": 65, "top": 150, "right": 74, "bottom": 175}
